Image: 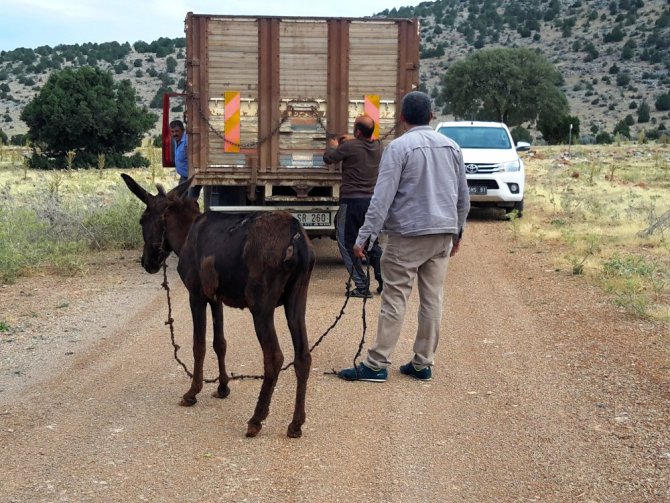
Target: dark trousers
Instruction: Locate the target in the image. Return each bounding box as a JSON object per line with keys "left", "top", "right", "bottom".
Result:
{"left": 336, "top": 198, "right": 383, "bottom": 291}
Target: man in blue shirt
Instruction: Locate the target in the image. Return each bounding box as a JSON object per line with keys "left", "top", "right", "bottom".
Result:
{"left": 170, "top": 119, "right": 201, "bottom": 200}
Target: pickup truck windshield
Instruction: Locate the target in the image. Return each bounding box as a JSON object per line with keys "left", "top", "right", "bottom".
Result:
{"left": 437, "top": 126, "right": 511, "bottom": 149}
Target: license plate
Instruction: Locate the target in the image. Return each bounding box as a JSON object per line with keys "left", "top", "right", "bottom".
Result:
{"left": 469, "top": 185, "right": 487, "bottom": 195}
{"left": 294, "top": 211, "right": 332, "bottom": 227}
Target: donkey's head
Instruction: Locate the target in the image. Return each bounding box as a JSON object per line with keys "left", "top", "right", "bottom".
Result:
{"left": 121, "top": 174, "right": 197, "bottom": 274}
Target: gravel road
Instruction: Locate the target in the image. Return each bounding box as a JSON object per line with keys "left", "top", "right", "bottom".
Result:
{"left": 1, "top": 218, "right": 668, "bottom": 502}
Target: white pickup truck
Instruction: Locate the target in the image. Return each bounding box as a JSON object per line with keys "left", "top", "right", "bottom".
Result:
{"left": 435, "top": 121, "right": 530, "bottom": 217}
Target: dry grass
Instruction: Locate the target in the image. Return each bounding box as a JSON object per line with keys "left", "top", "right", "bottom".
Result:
{"left": 0, "top": 146, "right": 177, "bottom": 282}
{"left": 1, "top": 144, "right": 668, "bottom": 319}
{"left": 515, "top": 144, "right": 670, "bottom": 320}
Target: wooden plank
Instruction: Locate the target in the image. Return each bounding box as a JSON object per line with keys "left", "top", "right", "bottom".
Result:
{"left": 349, "top": 22, "right": 399, "bottom": 100}
{"left": 206, "top": 18, "right": 259, "bottom": 91}
{"left": 280, "top": 21, "right": 328, "bottom": 97}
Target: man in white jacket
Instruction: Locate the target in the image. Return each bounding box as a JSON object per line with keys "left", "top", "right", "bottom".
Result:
{"left": 338, "top": 91, "right": 470, "bottom": 382}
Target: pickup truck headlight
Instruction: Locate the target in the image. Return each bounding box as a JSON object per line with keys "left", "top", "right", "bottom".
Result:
{"left": 498, "top": 160, "right": 521, "bottom": 172}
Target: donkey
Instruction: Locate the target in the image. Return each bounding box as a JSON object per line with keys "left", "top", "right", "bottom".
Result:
{"left": 121, "top": 174, "right": 315, "bottom": 438}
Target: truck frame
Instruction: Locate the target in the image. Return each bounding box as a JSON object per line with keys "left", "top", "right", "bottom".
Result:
{"left": 164, "top": 13, "right": 420, "bottom": 238}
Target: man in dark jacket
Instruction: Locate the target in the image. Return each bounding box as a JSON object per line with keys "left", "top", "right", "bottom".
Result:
{"left": 324, "top": 115, "right": 383, "bottom": 298}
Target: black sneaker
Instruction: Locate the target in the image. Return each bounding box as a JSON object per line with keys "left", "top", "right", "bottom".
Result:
{"left": 337, "top": 363, "right": 387, "bottom": 382}
{"left": 376, "top": 281, "right": 383, "bottom": 294}
{"left": 350, "top": 288, "right": 373, "bottom": 299}
{"left": 399, "top": 362, "right": 432, "bottom": 381}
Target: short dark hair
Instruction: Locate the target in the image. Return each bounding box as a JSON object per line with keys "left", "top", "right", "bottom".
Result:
{"left": 169, "top": 119, "right": 184, "bottom": 130}
{"left": 354, "top": 121, "right": 374, "bottom": 139}
{"left": 401, "top": 91, "right": 432, "bottom": 126}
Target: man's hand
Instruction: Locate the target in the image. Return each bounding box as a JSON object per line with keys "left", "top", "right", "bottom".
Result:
{"left": 450, "top": 238, "right": 461, "bottom": 257}
{"left": 327, "top": 137, "right": 339, "bottom": 149}
{"left": 353, "top": 244, "right": 365, "bottom": 259}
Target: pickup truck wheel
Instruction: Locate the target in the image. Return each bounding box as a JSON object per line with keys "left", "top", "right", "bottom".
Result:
{"left": 505, "top": 200, "right": 524, "bottom": 219}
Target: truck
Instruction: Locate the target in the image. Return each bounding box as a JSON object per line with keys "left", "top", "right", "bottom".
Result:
{"left": 162, "top": 13, "right": 420, "bottom": 238}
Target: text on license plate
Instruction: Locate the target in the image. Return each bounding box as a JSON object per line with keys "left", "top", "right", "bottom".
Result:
{"left": 294, "top": 212, "right": 332, "bottom": 227}
{"left": 469, "top": 186, "right": 488, "bottom": 195}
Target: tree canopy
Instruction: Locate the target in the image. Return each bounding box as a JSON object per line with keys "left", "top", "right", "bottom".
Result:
{"left": 441, "top": 47, "right": 569, "bottom": 127}
{"left": 21, "top": 67, "right": 155, "bottom": 159}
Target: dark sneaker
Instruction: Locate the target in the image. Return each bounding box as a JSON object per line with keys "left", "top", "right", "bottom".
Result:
{"left": 337, "top": 363, "right": 387, "bottom": 382}
{"left": 376, "top": 281, "right": 383, "bottom": 294}
{"left": 350, "top": 288, "right": 373, "bottom": 299}
{"left": 399, "top": 362, "right": 432, "bottom": 381}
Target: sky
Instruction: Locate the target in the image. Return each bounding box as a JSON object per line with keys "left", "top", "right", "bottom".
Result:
{"left": 1, "top": 0, "right": 426, "bottom": 51}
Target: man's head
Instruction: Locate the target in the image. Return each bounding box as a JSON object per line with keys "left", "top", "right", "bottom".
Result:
{"left": 400, "top": 91, "right": 433, "bottom": 126}
{"left": 170, "top": 120, "right": 185, "bottom": 141}
{"left": 353, "top": 114, "right": 375, "bottom": 140}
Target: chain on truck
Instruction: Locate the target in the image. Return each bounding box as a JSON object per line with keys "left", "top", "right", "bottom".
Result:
{"left": 160, "top": 13, "right": 420, "bottom": 239}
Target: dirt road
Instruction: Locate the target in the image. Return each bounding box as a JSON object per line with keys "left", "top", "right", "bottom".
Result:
{"left": 1, "top": 219, "right": 668, "bottom": 502}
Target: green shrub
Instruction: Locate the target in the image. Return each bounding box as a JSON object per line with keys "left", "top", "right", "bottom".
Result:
{"left": 511, "top": 126, "right": 532, "bottom": 144}
{"left": 0, "top": 203, "right": 87, "bottom": 283}
{"left": 83, "top": 194, "right": 143, "bottom": 249}
{"left": 603, "top": 254, "right": 656, "bottom": 278}
{"left": 595, "top": 131, "right": 613, "bottom": 144}
{"left": 0, "top": 180, "right": 146, "bottom": 282}
{"left": 616, "top": 73, "right": 631, "bottom": 86}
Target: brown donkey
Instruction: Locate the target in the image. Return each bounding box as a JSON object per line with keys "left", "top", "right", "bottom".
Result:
{"left": 122, "top": 174, "right": 315, "bottom": 438}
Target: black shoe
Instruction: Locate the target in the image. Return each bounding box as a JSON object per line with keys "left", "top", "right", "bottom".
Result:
{"left": 350, "top": 288, "right": 373, "bottom": 299}
{"left": 376, "top": 282, "right": 383, "bottom": 294}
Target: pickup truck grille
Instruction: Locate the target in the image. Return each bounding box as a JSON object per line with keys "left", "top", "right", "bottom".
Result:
{"left": 468, "top": 164, "right": 502, "bottom": 174}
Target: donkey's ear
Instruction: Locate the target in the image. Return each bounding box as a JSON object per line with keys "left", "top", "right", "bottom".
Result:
{"left": 170, "top": 175, "right": 193, "bottom": 200}
{"left": 121, "top": 174, "right": 154, "bottom": 205}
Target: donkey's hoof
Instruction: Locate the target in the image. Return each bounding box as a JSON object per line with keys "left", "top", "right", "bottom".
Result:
{"left": 286, "top": 423, "right": 303, "bottom": 438}
{"left": 212, "top": 385, "right": 230, "bottom": 399}
{"left": 179, "top": 396, "right": 197, "bottom": 407}
{"left": 245, "top": 422, "right": 262, "bottom": 437}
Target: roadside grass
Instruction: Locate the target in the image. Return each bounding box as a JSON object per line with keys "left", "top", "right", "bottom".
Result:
{"left": 0, "top": 146, "right": 176, "bottom": 283}
{"left": 515, "top": 144, "right": 669, "bottom": 321}
{"left": 2, "top": 144, "right": 668, "bottom": 322}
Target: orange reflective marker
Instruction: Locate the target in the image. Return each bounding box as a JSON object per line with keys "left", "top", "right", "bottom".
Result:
{"left": 224, "top": 91, "right": 241, "bottom": 152}
{"left": 364, "top": 94, "right": 380, "bottom": 140}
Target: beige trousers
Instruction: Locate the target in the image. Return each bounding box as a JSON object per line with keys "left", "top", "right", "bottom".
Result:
{"left": 365, "top": 233, "right": 454, "bottom": 369}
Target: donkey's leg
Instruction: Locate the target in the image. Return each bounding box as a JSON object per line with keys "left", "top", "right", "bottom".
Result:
{"left": 210, "top": 301, "right": 230, "bottom": 399}
{"left": 246, "top": 309, "right": 283, "bottom": 438}
{"left": 180, "top": 293, "right": 207, "bottom": 406}
{"left": 284, "top": 276, "right": 312, "bottom": 438}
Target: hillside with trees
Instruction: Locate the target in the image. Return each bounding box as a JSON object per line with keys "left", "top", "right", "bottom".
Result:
{"left": 0, "top": 38, "right": 186, "bottom": 146}
{"left": 0, "top": 0, "right": 669, "bottom": 145}
{"left": 388, "top": 0, "right": 670, "bottom": 142}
